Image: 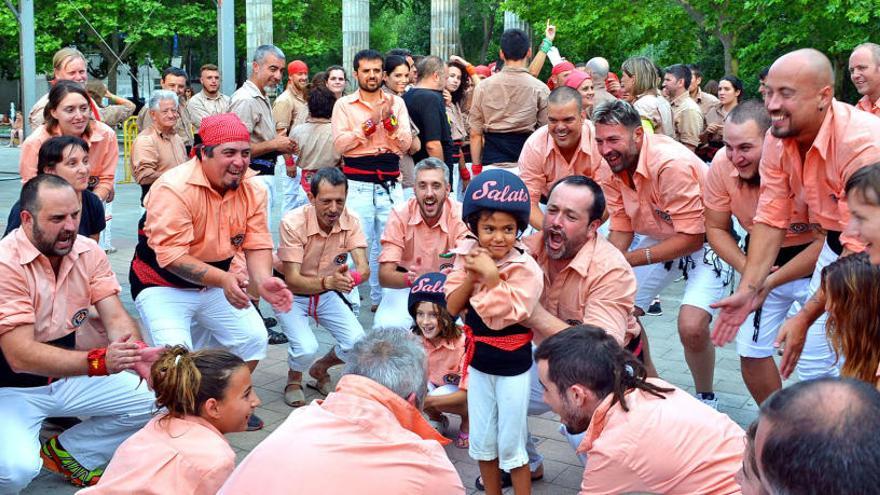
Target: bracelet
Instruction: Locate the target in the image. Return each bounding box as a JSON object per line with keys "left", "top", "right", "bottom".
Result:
{"left": 471, "top": 163, "right": 483, "bottom": 175}
{"left": 403, "top": 273, "right": 413, "bottom": 287}
{"left": 459, "top": 165, "right": 471, "bottom": 181}
{"left": 350, "top": 270, "right": 363, "bottom": 286}
{"left": 644, "top": 248, "right": 653, "bottom": 265}
{"left": 87, "top": 348, "right": 109, "bottom": 376}
{"left": 540, "top": 38, "right": 553, "bottom": 54}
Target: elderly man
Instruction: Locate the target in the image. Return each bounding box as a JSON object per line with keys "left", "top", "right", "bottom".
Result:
{"left": 663, "top": 64, "right": 705, "bottom": 151}
{"left": 274, "top": 167, "right": 369, "bottom": 406}
{"left": 518, "top": 87, "right": 606, "bottom": 229}
{"left": 128, "top": 113, "right": 292, "bottom": 431}
{"left": 596, "top": 100, "right": 730, "bottom": 408}
{"left": 231, "top": 44, "right": 298, "bottom": 222}
{"left": 537, "top": 325, "right": 744, "bottom": 494}
{"left": 704, "top": 100, "right": 827, "bottom": 404}
{"left": 273, "top": 59, "right": 311, "bottom": 214}
{"left": 187, "top": 64, "right": 231, "bottom": 128}
{"left": 849, "top": 42, "right": 880, "bottom": 118}
{"left": 712, "top": 49, "right": 880, "bottom": 379}
{"left": 137, "top": 67, "right": 194, "bottom": 151}
{"left": 373, "top": 158, "right": 469, "bottom": 332}
{"left": 755, "top": 378, "right": 880, "bottom": 494}
{"left": 218, "top": 328, "right": 466, "bottom": 495}
{"left": 332, "top": 49, "right": 413, "bottom": 311}
{"left": 0, "top": 175, "right": 156, "bottom": 491}
{"left": 131, "top": 90, "right": 188, "bottom": 200}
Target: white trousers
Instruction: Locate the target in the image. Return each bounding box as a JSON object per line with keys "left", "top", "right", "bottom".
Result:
{"left": 252, "top": 174, "right": 276, "bottom": 229}
{"left": 372, "top": 287, "right": 414, "bottom": 332}
{"left": 281, "top": 167, "right": 309, "bottom": 215}
{"left": 275, "top": 291, "right": 365, "bottom": 372}
{"left": 793, "top": 239, "right": 840, "bottom": 380}
{"left": 467, "top": 367, "right": 531, "bottom": 471}
{"left": 134, "top": 286, "right": 268, "bottom": 361}
{"left": 0, "top": 373, "right": 154, "bottom": 494}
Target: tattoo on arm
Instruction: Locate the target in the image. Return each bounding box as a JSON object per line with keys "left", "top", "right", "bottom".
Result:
{"left": 168, "top": 260, "right": 210, "bottom": 285}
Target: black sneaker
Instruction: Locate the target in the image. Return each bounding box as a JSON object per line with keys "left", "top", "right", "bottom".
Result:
{"left": 646, "top": 299, "right": 662, "bottom": 316}
{"left": 263, "top": 317, "right": 278, "bottom": 329}
{"left": 267, "top": 329, "right": 288, "bottom": 345}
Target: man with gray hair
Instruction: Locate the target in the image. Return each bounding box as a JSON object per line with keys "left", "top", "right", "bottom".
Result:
{"left": 137, "top": 67, "right": 195, "bottom": 151}
{"left": 585, "top": 56, "right": 617, "bottom": 108}
{"left": 219, "top": 328, "right": 466, "bottom": 494}
{"left": 403, "top": 56, "right": 454, "bottom": 182}
{"left": 849, "top": 42, "right": 880, "bottom": 118}
{"left": 131, "top": 90, "right": 188, "bottom": 200}
{"left": 373, "top": 157, "right": 469, "bottom": 331}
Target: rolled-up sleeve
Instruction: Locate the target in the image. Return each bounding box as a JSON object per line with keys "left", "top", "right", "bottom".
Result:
{"left": 604, "top": 178, "right": 633, "bottom": 233}
{"left": 657, "top": 163, "right": 705, "bottom": 235}
{"left": 144, "top": 185, "right": 195, "bottom": 267}
{"left": 582, "top": 265, "right": 636, "bottom": 346}
{"left": 88, "top": 249, "right": 122, "bottom": 304}
{"left": 378, "top": 209, "right": 406, "bottom": 263}
{"left": 278, "top": 214, "right": 306, "bottom": 264}
{"left": 517, "top": 134, "right": 546, "bottom": 205}
{"left": 467, "top": 85, "right": 485, "bottom": 134}
{"left": 0, "top": 263, "right": 35, "bottom": 336}
{"left": 243, "top": 184, "right": 273, "bottom": 251}
{"left": 469, "top": 260, "right": 542, "bottom": 330}
{"left": 754, "top": 140, "right": 793, "bottom": 230}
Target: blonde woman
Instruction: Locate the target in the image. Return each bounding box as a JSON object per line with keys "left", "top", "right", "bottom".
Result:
{"left": 619, "top": 56, "right": 673, "bottom": 136}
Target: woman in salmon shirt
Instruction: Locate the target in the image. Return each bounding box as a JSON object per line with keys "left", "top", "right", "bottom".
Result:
{"left": 79, "top": 346, "right": 261, "bottom": 495}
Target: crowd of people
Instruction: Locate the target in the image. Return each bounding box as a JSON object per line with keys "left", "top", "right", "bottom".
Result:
{"left": 2, "top": 22, "right": 880, "bottom": 495}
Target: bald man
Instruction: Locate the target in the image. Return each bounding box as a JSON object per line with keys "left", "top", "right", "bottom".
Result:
{"left": 585, "top": 57, "right": 617, "bottom": 108}
{"left": 849, "top": 42, "right": 880, "bottom": 118}
{"left": 713, "top": 49, "right": 880, "bottom": 380}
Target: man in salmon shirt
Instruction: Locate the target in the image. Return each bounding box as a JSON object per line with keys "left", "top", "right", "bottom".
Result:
{"left": 595, "top": 99, "right": 731, "bottom": 409}
{"left": 704, "top": 100, "right": 833, "bottom": 405}
{"left": 129, "top": 113, "right": 293, "bottom": 431}
{"left": 0, "top": 175, "right": 157, "bottom": 491}
{"left": 849, "top": 42, "right": 880, "bottom": 118}
{"left": 373, "top": 157, "right": 469, "bottom": 331}
{"left": 712, "top": 49, "right": 880, "bottom": 379}
{"left": 518, "top": 87, "right": 607, "bottom": 230}
{"left": 218, "top": 328, "right": 465, "bottom": 495}
{"left": 536, "top": 325, "right": 745, "bottom": 495}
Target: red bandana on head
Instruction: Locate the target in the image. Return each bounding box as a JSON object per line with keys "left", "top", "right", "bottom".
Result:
{"left": 198, "top": 113, "right": 250, "bottom": 146}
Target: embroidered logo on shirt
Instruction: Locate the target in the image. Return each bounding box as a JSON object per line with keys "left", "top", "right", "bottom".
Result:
{"left": 231, "top": 234, "right": 245, "bottom": 247}
{"left": 789, "top": 222, "right": 811, "bottom": 234}
{"left": 654, "top": 208, "right": 673, "bottom": 224}
{"left": 71, "top": 309, "right": 89, "bottom": 328}
{"left": 443, "top": 373, "right": 461, "bottom": 386}
{"left": 334, "top": 253, "right": 348, "bottom": 265}
{"left": 87, "top": 176, "right": 99, "bottom": 189}
{"left": 439, "top": 262, "right": 453, "bottom": 272}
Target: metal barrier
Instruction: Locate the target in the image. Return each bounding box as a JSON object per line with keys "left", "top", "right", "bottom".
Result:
{"left": 119, "top": 115, "right": 138, "bottom": 184}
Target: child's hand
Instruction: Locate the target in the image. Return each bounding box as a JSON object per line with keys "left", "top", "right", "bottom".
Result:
{"left": 464, "top": 248, "right": 501, "bottom": 287}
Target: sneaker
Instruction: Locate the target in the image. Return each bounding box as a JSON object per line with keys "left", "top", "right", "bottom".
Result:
{"left": 267, "top": 329, "right": 288, "bottom": 345}
{"left": 40, "top": 435, "right": 103, "bottom": 487}
{"left": 697, "top": 393, "right": 719, "bottom": 410}
{"left": 262, "top": 317, "right": 278, "bottom": 329}
{"left": 646, "top": 298, "right": 663, "bottom": 316}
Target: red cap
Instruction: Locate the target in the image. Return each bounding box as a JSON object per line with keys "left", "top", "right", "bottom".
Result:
{"left": 551, "top": 61, "right": 575, "bottom": 77}
{"left": 199, "top": 113, "right": 251, "bottom": 146}
{"left": 564, "top": 70, "right": 591, "bottom": 89}
{"left": 474, "top": 65, "right": 491, "bottom": 78}
{"left": 288, "top": 60, "right": 309, "bottom": 75}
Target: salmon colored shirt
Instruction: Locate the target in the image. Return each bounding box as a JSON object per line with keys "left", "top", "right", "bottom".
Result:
{"left": 704, "top": 149, "right": 814, "bottom": 247}
{"left": 518, "top": 122, "right": 609, "bottom": 205}
{"left": 218, "top": 374, "right": 464, "bottom": 495}
{"left": 603, "top": 134, "right": 708, "bottom": 240}
{"left": 0, "top": 230, "right": 119, "bottom": 344}
{"left": 578, "top": 379, "right": 745, "bottom": 495}
{"left": 331, "top": 89, "right": 413, "bottom": 158}
{"left": 19, "top": 122, "right": 119, "bottom": 200}
{"left": 131, "top": 125, "right": 188, "bottom": 185}
{"left": 756, "top": 100, "right": 880, "bottom": 251}
{"left": 278, "top": 204, "right": 367, "bottom": 278}
{"left": 524, "top": 233, "right": 638, "bottom": 345}
{"left": 468, "top": 67, "right": 550, "bottom": 134}
{"left": 378, "top": 197, "right": 469, "bottom": 275}
{"left": 143, "top": 158, "right": 272, "bottom": 267}
{"left": 856, "top": 95, "right": 880, "bottom": 118}
{"left": 137, "top": 103, "right": 195, "bottom": 147}
{"left": 444, "top": 238, "right": 543, "bottom": 330}
{"left": 79, "top": 415, "right": 235, "bottom": 495}
{"left": 424, "top": 333, "right": 467, "bottom": 389}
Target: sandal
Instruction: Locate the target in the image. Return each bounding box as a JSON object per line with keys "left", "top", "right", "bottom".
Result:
{"left": 454, "top": 431, "right": 469, "bottom": 449}
{"left": 306, "top": 378, "right": 332, "bottom": 396}
{"left": 284, "top": 382, "right": 306, "bottom": 407}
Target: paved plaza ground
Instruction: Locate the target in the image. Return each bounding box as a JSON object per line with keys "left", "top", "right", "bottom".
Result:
{"left": 0, "top": 146, "right": 769, "bottom": 494}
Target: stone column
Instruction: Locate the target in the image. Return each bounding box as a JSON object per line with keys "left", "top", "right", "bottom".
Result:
{"left": 218, "top": 0, "right": 235, "bottom": 95}
{"left": 431, "top": 0, "right": 459, "bottom": 60}
{"left": 343, "top": 0, "right": 370, "bottom": 86}
{"left": 503, "top": 11, "right": 531, "bottom": 40}
{"left": 245, "top": 0, "right": 273, "bottom": 77}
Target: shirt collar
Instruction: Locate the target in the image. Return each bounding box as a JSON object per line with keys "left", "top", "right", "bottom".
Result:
{"left": 305, "top": 205, "right": 353, "bottom": 237}
{"left": 544, "top": 123, "right": 594, "bottom": 159}
{"left": 670, "top": 92, "right": 689, "bottom": 106}
{"left": 807, "top": 99, "right": 840, "bottom": 162}
{"left": 14, "top": 227, "right": 89, "bottom": 266}
{"left": 500, "top": 67, "right": 530, "bottom": 74}
{"left": 243, "top": 79, "right": 269, "bottom": 103}
{"left": 577, "top": 391, "right": 617, "bottom": 454}
{"left": 423, "top": 334, "right": 459, "bottom": 351}
{"left": 405, "top": 197, "right": 453, "bottom": 233}
{"left": 185, "top": 158, "right": 257, "bottom": 195}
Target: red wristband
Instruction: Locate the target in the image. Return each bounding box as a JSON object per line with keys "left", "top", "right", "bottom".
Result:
{"left": 350, "top": 270, "right": 363, "bottom": 286}
{"left": 383, "top": 115, "right": 398, "bottom": 133}
{"left": 87, "top": 348, "right": 109, "bottom": 376}
{"left": 459, "top": 166, "right": 471, "bottom": 181}
{"left": 362, "top": 119, "right": 377, "bottom": 136}
{"left": 403, "top": 273, "right": 414, "bottom": 287}
{"left": 472, "top": 163, "right": 483, "bottom": 175}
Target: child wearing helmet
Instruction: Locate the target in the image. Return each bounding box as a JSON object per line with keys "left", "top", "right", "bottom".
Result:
{"left": 445, "top": 169, "right": 544, "bottom": 495}
{"left": 408, "top": 272, "right": 469, "bottom": 448}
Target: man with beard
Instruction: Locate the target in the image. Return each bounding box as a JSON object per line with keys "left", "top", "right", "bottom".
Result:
{"left": 518, "top": 87, "right": 607, "bottom": 229}
{"left": 274, "top": 167, "right": 369, "bottom": 406}
{"left": 0, "top": 175, "right": 156, "bottom": 491}
{"left": 137, "top": 67, "right": 195, "bottom": 151}
{"left": 129, "top": 113, "right": 293, "bottom": 431}
{"left": 535, "top": 325, "right": 744, "bottom": 494}
{"left": 703, "top": 100, "right": 829, "bottom": 404}
{"left": 595, "top": 99, "right": 730, "bottom": 409}
{"left": 273, "top": 60, "right": 311, "bottom": 214}
{"left": 712, "top": 49, "right": 880, "bottom": 380}
{"left": 187, "top": 64, "right": 231, "bottom": 128}
{"left": 373, "top": 158, "right": 469, "bottom": 331}
{"left": 332, "top": 49, "right": 413, "bottom": 311}
{"left": 849, "top": 43, "right": 880, "bottom": 118}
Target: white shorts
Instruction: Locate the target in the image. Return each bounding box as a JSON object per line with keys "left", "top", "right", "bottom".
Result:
{"left": 632, "top": 238, "right": 732, "bottom": 315}
{"left": 372, "top": 287, "right": 414, "bottom": 332}
{"left": 135, "top": 286, "right": 268, "bottom": 361}
{"left": 736, "top": 277, "right": 810, "bottom": 358}
{"left": 792, "top": 239, "right": 840, "bottom": 380}
{"left": 467, "top": 367, "right": 530, "bottom": 471}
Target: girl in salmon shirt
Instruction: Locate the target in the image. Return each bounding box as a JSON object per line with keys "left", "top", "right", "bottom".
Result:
{"left": 409, "top": 272, "right": 470, "bottom": 449}
{"left": 80, "top": 346, "right": 261, "bottom": 495}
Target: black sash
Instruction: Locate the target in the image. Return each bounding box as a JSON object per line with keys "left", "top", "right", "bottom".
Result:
{"left": 483, "top": 131, "right": 531, "bottom": 165}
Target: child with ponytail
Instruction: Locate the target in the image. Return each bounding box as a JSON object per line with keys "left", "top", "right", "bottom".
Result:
{"left": 79, "top": 346, "right": 260, "bottom": 495}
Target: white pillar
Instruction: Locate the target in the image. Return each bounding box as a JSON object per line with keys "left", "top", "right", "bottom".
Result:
{"left": 342, "top": 0, "right": 370, "bottom": 87}
{"left": 431, "top": 0, "right": 459, "bottom": 60}
{"left": 503, "top": 11, "right": 531, "bottom": 41}
{"left": 218, "top": 0, "right": 235, "bottom": 96}
{"left": 246, "top": 0, "right": 273, "bottom": 77}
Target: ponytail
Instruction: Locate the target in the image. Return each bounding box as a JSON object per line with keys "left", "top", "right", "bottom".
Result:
{"left": 151, "top": 345, "right": 246, "bottom": 419}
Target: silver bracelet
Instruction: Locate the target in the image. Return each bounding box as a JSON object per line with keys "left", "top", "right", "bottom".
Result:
{"left": 644, "top": 248, "right": 653, "bottom": 265}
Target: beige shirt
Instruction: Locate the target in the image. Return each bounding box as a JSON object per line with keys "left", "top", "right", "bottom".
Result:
{"left": 131, "top": 125, "right": 188, "bottom": 185}
{"left": 669, "top": 92, "right": 705, "bottom": 148}
{"left": 693, "top": 90, "right": 720, "bottom": 116}
{"left": 230, "top": 80, "right": 277, "bottom": 147}
{"left": 137, "top": 103, "right": 195, "bottom": 147}
{"left": 273, "top": 88, "right": 309, "bottom": 132}
{"left": 289, "top": 118, "right": 341, "bottom": 170}
{"left": 633, "top": 93, "right": 674, "bottom": 137}
{"left": 99, "top": 104, "right": 135, "bottom": 128}
{"left": 187, "top": 90, "right": 231, "bottom": 128}
{"left": 702, "top": 103, "right": 728, "bottom": 143}
{"left": 468, "top": 67, "right": 549, "bottom": 134}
